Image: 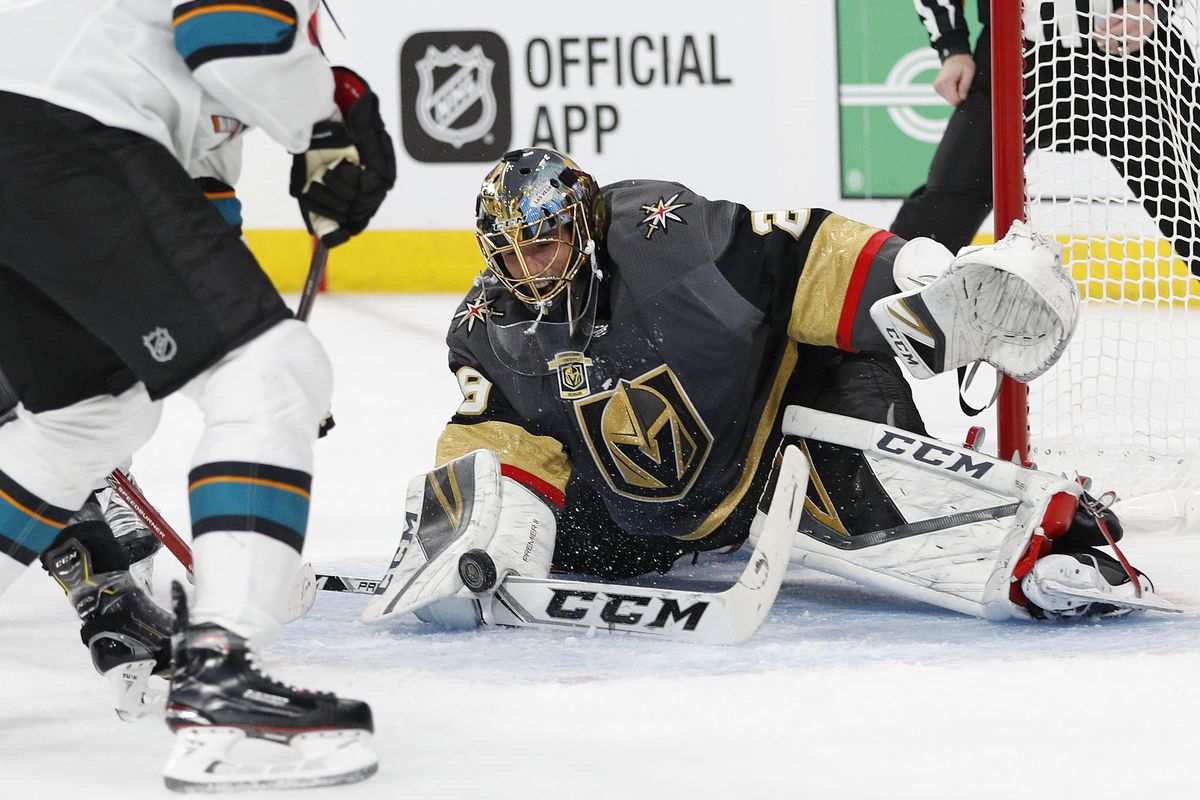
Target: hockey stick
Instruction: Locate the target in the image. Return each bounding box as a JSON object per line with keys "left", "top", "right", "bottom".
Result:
{"left": 107, "top": 241, "right": 331, "bottom": 573}
{"left": 106, "top": 470, "right": 194, "bottom": 571}
{"left": 295, "top": 239, "right": 329, "bottom": 322}
{"left": 0, "top": 367, "right": 17, "bottom": 426}
{"left": 322, "top": 446, "right": 808, "bottom": 644}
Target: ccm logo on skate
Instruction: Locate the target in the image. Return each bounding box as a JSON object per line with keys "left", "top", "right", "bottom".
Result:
{"left": 546, "top": 590, "right": 708, "bottom": 630}
{"left": 876, "top": 432, "right": 993, "bottom": 478}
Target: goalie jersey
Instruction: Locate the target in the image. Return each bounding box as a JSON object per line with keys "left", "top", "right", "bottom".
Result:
{"left": 0, "top": 0, "right": 335, "bottom": 175}
{"left": 438, "top": 180, "right": 917, "bottom": 547}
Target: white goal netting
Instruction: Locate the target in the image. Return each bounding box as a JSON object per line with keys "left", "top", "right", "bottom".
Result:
{"left": 1017, "top": 1, "right": 1200, "bottom": 522}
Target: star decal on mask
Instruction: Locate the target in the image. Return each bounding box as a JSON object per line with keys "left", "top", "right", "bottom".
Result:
{"left": 454, "top": 293, "right": 495, "bottom": 333}
{"left": 639, "top": 193, "right": 690, "bottom": 240}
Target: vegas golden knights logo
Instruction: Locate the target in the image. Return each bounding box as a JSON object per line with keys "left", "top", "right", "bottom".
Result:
{"left": 547, "top": 352, "right": 592, "bottom": 400}
{"left": 575, "top": 365, "right": 713, "bottom": 501}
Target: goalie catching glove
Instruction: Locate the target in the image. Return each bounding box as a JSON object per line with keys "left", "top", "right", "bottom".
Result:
{"left": 290, "top": 67, "right": 397, "bottom": 248}
{"left": 873, "top": 221, "right": 1079, "bottom": 381}
{"left": 360, "top": 450, "right": 556, "bottom": 628}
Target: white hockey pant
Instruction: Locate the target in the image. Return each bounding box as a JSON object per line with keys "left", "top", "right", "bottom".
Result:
{"left": 0, "top": 385, "right": 161, "bottom": 598}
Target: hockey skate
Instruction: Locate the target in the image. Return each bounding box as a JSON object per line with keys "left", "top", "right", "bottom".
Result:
{"left": 1019, "top": 488, "right": 1179, "bottom": 618}
{"left": 163, "top": 585, "right": 377, "bottom": 793}
{"left": 1022, "top": 547, "right": 1178, "bottom": 618}
{"left": 41, "top": 531, "right": 174, "bottom": 721}
{"left": 97, "top": 474, "right": 163, "bottom": 594}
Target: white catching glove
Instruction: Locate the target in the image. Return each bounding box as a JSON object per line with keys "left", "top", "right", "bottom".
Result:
{"left": 872, "top": 222, "right": 1080, "bottom": 381}
{"left": 361, "top": 450, "right": 555, "bottom": 628}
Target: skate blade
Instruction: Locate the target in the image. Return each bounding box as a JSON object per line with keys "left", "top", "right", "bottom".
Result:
{"left": 163, "top": 726, "right": 378, "bottom": 793}
{"left": 1039, "top": 580, "right": 1182, "bottom": 614}
{"left": 105, "top": 660, "right": 167, "bottom": 721}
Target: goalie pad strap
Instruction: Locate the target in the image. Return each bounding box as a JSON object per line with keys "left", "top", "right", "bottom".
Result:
{"left": 804, "top": 503, "right": 1021, "bottom": 550}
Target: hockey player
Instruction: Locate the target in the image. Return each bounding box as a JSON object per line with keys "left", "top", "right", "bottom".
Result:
{"left": 364, "top": 147, "right": 1171, "bottom": 633}
{"left": 0, "top": 0, "right": 394, "bottom": 791}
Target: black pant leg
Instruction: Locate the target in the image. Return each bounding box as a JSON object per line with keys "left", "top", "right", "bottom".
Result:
{"left": 891, "top": 28, "right": 995, "bottom": 252}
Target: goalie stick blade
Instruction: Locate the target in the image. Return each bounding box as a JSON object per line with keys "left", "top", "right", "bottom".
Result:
{"left": 1037, "top": 580, "right": 1182, "bottom": 614}
{"left": 315, "top": 574, "right": 384, "bottom": 595}
{"left": 488, "top": 446, "right": 809, "bottom": 644}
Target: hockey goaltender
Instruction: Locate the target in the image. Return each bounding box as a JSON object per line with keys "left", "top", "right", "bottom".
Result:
{"left": 360, "top": 147, "right": 1177, "bottom": 642}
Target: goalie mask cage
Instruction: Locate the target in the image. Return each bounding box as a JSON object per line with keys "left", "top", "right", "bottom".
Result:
{"left": 993, "top": 0, "right": 1200, "bottom": 525}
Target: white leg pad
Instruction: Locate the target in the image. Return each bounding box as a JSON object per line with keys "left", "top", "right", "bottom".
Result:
{"left": 775, "top": 406, "right": 1082, "bottom": 620}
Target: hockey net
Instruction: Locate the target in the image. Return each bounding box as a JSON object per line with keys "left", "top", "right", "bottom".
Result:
{"left": 994, "top": 0, "right": 1200, "bottom": 527}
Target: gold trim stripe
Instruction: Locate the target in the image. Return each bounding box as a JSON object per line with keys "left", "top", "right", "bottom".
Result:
{"left": 174, "top": 5, "right": 296, "bottom": 26}
{"left": 676, "top": 340, "right": 799, "bottom": 542}
{"left": 436, "top": 421, "right": 572, "bottom": 495}
{"left": 0, "top": 488, "right": 67, "bottom": 530}
{"left": 188, "top": 475, "right": 311, "bottom": 500}
{"left": 429, "top": 466, "right": 464, "bottom": 531}
{"left": 787, "top": 215, "right": 883, "bottom": 347}
{"left": 797, "top": 440, "right": 849, "bottom": 536}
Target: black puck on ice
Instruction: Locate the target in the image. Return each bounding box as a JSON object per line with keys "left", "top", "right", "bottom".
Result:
{"left": 458, "top": 549, "right": 498, "bottom": 593}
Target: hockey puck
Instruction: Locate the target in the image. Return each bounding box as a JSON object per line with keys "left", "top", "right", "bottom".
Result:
{"left": 458, "top": 549, "right": 498, "bottom": 593}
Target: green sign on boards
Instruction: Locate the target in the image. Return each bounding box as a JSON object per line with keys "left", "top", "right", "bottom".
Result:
{"left": 836, "top": 0, "right": 980, "bottom": 198}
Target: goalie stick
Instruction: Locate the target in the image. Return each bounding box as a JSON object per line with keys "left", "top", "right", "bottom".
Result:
{"left": 320, "top": 446, "right": 809, "bottom": 644}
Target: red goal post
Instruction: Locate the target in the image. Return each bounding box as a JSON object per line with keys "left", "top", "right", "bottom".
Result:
{"left": 991, "top": 0, "right": 1200, "bottom": 527}
{"left": 993, "top": 0, "right": 1030, "bottom": 467}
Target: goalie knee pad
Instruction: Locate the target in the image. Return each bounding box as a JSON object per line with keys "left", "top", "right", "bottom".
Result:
{"left": 0, "top": 384, "right": 160, "bottom": 510}
{"left": 184, "top": 319, "right": 332, "bottom": 471}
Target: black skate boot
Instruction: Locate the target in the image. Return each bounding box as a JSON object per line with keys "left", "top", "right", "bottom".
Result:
{"left": 163, "top": 584, "right": 377, "bottom": 792}
{"left": 40, "top": 511, "right": 174, "bottom": 720}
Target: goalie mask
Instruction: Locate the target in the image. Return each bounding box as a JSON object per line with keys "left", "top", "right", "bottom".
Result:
{"left": 475, "top": 148, "right": 602, "bottom": 376}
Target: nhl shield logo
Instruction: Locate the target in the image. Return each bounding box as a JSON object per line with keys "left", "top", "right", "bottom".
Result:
{"left": 415, "top": 44, "right": 497, "bottom": 149}
{"left": 142, "top": 327, "right": 177, "bottom": 363}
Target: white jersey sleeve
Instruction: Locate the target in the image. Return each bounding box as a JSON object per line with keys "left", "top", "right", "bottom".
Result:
{"left": 171, "top": 0, "right": 335, "bottom": 153}
{"left": 0, "top": 0, "right": 334, "bottom": 165}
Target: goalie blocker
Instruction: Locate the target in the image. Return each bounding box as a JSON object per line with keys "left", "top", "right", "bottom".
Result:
{"left": 760, "top": 406, "right": 1177, "bottom": 620}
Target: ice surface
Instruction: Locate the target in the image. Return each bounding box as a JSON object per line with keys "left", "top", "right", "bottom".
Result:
{"left": 1, "top": 295, "right": 1196, "bottom": 799}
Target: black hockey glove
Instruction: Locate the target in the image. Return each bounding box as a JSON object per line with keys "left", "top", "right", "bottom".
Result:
{"left": 290, "top": 67, "right": 397, "bottom": 248}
